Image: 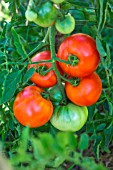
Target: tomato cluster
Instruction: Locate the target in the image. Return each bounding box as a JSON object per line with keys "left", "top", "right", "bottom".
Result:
{"left": 13, "top": 32, "right": 102, "bottom": 131}
{"left": 13, "top": 1, "right": 102, "bottom": 131}
{"left": 25, "top": 1, "right": 75, "bottom": 34}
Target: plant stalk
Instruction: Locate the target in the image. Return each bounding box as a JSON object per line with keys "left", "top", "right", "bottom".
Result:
{"left": 49, "top": 25, "right": 67, "bottom": 104}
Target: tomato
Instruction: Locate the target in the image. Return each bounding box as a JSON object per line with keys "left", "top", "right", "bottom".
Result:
{"left": 48, "top": 84, "right": 63, "bottom": 103}
{"left": 13, "top": 86, "right": 53, "bottom": 128}
{"left": 25, "top": 10, "right": 37, "bottom": 22}
{"left": 50, "top": 103, "right": 88, "bottom": 132}
{"left": 55, "top": 13, "right": 75, "bottom": 34}
{"left": 28, "top": 51, "right": 58, "bottom": 88}
{"left": 57, "top": 33, "right": 100, "bottom": 77}
{"left": 65, "top": 72, "right": 102, "bottom": 106}
{"left": 34, "top": 2, "right": 58, "bottom": 27}
{"left": 51, "top": 0, "right": 65, "bottom": 4}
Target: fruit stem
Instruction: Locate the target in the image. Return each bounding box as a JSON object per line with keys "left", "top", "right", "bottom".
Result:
{"left": 49, "top": 25, "right": 67, "bottom": 104}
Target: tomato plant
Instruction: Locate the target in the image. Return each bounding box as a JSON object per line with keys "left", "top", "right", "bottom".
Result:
{"left": 28, "top": 51, "right": 58, "bottom": 88}
{"left": 1, "top": 0, "right": 113, "bottom": 169}
{"left": 50, "top": 103, "right": 88, "bottom": 132}
{"left": 55, "top": 13, "right": 75, "bottom": 34}
{"left": 34, "top": 2, "right": 58, "bottom": 27}
{"left": 13, "top": 86, "right": 53, "bottom": 128}
{"left": 65, "top": 72, "right": 102, "bottom": 106}
{"left": 57, "top": 33, "right": 100, "bottom": 77}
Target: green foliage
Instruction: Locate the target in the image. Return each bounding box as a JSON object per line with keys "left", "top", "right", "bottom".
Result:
{"left": 0, "top": 0, "right": 113, "bottom": 169}
{"left": 10, "top": 127, "right": 107, "bottom": 170}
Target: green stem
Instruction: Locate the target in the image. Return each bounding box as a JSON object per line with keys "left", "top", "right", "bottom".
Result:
{"left": 56, "top": 57, "right": 70, "bottom": 64}
{"left": 60, "top": 75, "right": 72, "bottom": 83}
{"left": 49, "top": 25, "right": 67, "bottom": 104}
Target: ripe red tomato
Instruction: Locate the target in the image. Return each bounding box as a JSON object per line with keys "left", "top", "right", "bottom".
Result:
{"left": 13, "top": 86, "right": 53, "bottom": 128}
{"left": 65, "top": 72, "right": 102, "bottom": 106}
{"left": 58, "top": 33, "right": 100, "bottom": 77}
{"left": 28, "top": 51, "right": 58, "bottom": 88}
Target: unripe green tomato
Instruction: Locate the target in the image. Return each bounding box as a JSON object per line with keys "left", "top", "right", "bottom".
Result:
{"left": 50, "top": 103, "right": 88, "bottom": 132}
{"left": 51, "top": 0, "right": 65, "bottom": 4}
{"left": 55, "top": 13, "right": 75, "bottom": 34}
{"left": 48, "top": 85, "right": 63, "bottom": 103}
{"left": 25, "top": 10, "right": 37, "bottom": 22}
{"left": 34, "top": 2, "right": 58, "bottom": 27}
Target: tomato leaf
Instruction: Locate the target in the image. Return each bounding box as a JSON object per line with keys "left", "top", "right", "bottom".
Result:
{"left": 96, "top": 123, "right": 106, "bottom": 131}
{"left": 78, "top": 133, "right": 89, "bottom": 152}
{"left": 108, "top": 0, "right": 113, "bottom": 11}
{"left": 23, "top": 67, "right": 35, "bottom": 83}
{"left": 96, "top": 37, "right": 107, "bottom": 57}
{"left": 1, "top": 70, "right": 22, "bottom": 104}
{"left": 56, "top": 132, "right": 77, "bottom": 150}
{"left": 93, "top": 135, "right": 102, "bottom": 160}
{"left": 104, "top": 123, "right": 113, "bottom": 146}
{"left": 12, "top": 28, "right": 28, "bottom": 59}
{"left": 0, "top": 70, "right": 8, "bottom": 105}
{"left": 7, "top": 0, "right": 20, "bottom": 14}
{"left": 98, "top": 0, "right": 108, "bottom": 34}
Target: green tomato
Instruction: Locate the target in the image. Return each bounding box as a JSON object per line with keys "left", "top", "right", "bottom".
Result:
{"left": 50, "top": 103, "right": 88, "bottom": 132}
{"left": 48, "top": 85, "right": 63, "bottom": 103}
{"left": 55, "top": 13, "right": 75, "bottom": 34}
{"left": 51, "top": 0, "right": 65, "bottom": 4}
{"left": 25, "top": 10, "right": 37, "bottom": 22}
{"left": 34, "top": 2, "right": 58, "bottom": 27}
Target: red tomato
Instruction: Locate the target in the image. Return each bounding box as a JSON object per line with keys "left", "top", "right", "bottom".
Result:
{"left": 13, "top": 86, "right": 53, "bottom": 128}
{"left": 65, "top": 72, "right": 102, "bottom": 106}
{"left": 28, "top": 51, "right": 63, "bottom": 88}
{"left": 58, "top": 33, "right": 100, "bottom": 77}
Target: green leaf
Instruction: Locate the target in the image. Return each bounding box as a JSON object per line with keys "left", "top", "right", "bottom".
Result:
{"left": 12, "top": 28, "right": 28, "bottom": 59}
{"left": 104, "top": 123, "right": 113, "bottom": 146}
{"left": 20, "top": 127, "right": 30, "bottom": 151}
{"left": 96, "top": 123, "right": 106, "bottom": 131}
{"left": 8, "top": 0, "right": 20, "bottom": 14}
{"left": 78, "top": 133, "right": 89, "bottom": 152}
{"left": 1, "top": 70, "right": 22, "bottom": 104}
{"left": 108, "top": 0, "right": 113, "bottom": 11}
{"left": 93, "top": 135, "right": 102, "bottom": 160}
{"left": 23, "top": 67, "right": 35, "bottom": 83}
{"left": 98, "top": 0, "right": 108, "bottom": 34}
{"left": 53, "top": 155, "right": 65, "bottom": 168}
{"left": 96, "top": 37, "right": 107, "bottom": 57}
{"left": 108, "top": 102, "right": 113, "bottom": 115}
{"left": 0, "top": 70, "right": 8, "bottom": 104}
{"left": 66, "top": 0, "right": 90, "bottom": 7}
{"left": 56, "top": 132, "right": 77, "bottom": 150}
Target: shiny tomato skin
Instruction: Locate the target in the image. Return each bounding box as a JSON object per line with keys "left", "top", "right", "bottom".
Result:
{"left": 58, "top": 33, "right": 100, "bottom": 77}
{"left": 13, "top": 86, "right": 53, "bottom": 128}
{"left": 28, "top": 51, "right": 57, "bottom": 88}
{"left": 65, "top": 72, "right": 102, "bottom": 106}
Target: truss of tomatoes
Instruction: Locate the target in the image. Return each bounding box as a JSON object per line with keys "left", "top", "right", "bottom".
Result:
{"left": 13, "top": 33, "right": 102, "bottom": 131}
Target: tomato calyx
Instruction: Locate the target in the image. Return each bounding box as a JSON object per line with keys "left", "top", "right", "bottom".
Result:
{"left": 70, "top": 77, "right": 80, "bottom": 86}
{"left": 41, "top": 91, "right": 50, "bottom": 100}
{"left": 68, "top": 54, "right": 79, "bottom": 66}
{"left": 36, "top": 65, "right": 52, "bottom": 76}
